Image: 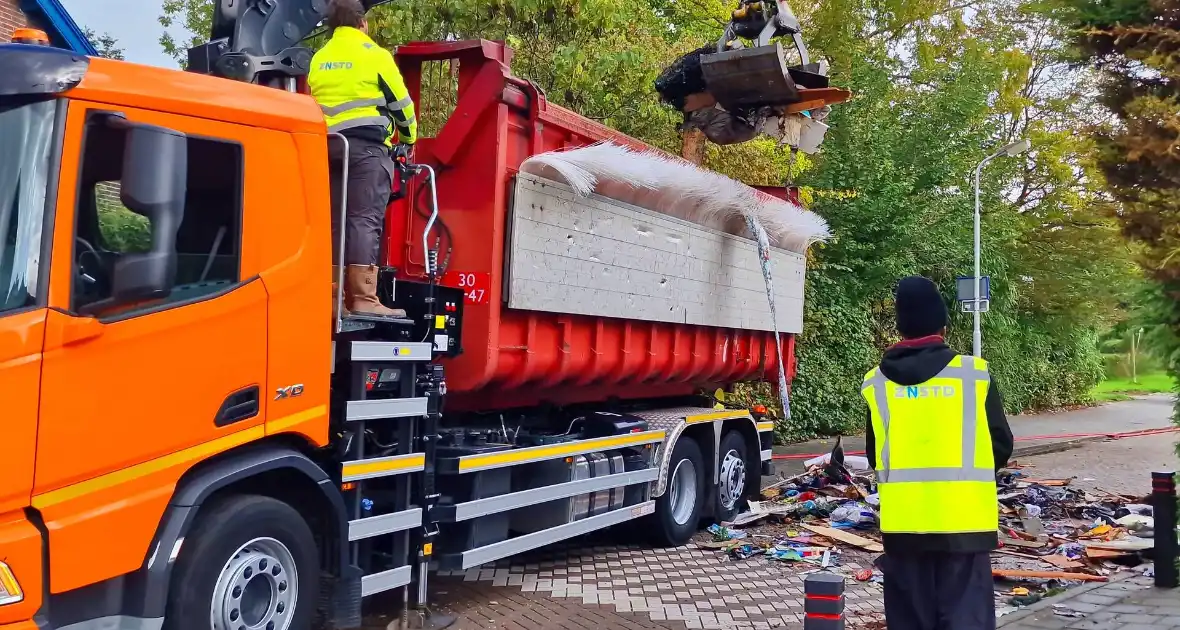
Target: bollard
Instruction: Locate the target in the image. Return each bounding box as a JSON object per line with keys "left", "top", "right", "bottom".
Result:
{"left": 1152, "top": 471, "right": 1177, "bottom": 588}
{"left": 804, "top": 572, "right": 845, "bottom": 630}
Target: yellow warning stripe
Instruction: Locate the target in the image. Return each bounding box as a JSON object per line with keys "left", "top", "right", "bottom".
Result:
{"left": 685, "top": 410, "right": 751, "bottom": 424}
{"left": 268, "top": 405, "right": 328, "bottom": 434}
{"left": 32, "top": 406, "right": 328, "bottom": 510}
{"left": 341, "top": 453, "right": 426, "bottom": 481}
{"left": 757, "top": 421, "right": 775, "bottom": 432}
{"left": 32, "top": 424, "right": 267, "bottom": 509}
{"left": 457, "top": 430, "right": 666, "bottom": 472}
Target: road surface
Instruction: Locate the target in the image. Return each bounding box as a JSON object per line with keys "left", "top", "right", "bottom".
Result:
{"left": 379, "top": 398, "right": 1177, "bottom": 629}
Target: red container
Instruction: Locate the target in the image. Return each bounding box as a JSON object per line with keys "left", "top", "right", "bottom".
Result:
{"left": 387, "top": 40, "right": 796, "bottom": 412}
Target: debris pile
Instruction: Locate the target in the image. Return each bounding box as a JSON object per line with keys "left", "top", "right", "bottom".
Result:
{"left": 696, "top": 447, "right": 1160, "bottom": 616}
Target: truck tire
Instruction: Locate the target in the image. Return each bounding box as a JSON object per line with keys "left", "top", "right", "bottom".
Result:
{"left": 165, "top": 495, "right": 320, "bottom": 630}
{"left": 714, "top": 430, "right": 750, "bottom": 524}
{"left": 651, "top": 436, "right": 705, "bottom": 546}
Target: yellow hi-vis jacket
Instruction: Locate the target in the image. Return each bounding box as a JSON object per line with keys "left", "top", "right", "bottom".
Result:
{"left": 308, "top": 26, "right": 418, "bottom": 146}
{"left": 861, "top": 355, "right": 998, "bottom": 535}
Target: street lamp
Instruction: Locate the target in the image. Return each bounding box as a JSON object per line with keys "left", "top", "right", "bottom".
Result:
{"left": 972, "top": 138, "right": 1031, "bottom": 358}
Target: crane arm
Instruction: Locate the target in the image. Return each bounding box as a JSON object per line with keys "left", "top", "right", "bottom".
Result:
{"left": 187, "top": 0, "right": 389, "bottom": 86}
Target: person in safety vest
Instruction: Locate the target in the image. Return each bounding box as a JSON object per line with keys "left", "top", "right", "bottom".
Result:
{"left": 862, "top": 276, "right": 1013, "bottom": 630}
{"left": 309, "top": 0, "right": 418, "bottom": 318}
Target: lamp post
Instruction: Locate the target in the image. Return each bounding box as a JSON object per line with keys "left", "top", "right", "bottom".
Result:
{"left": 972, "top": 138, "right": 1031, "bottom": 357}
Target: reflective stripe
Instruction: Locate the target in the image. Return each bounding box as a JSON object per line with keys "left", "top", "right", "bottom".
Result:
{"left": 320, "top": 96, "right": 387, "bottom": 116}
{"left": 961, "top": 356, "right": 979, "bottom": 475}
{"left": 879, "top": 467, "right": 995, "bottom": 483}
{"left": 862, "top": 368, "right": 891, "bottom": 481}
{"left": 865, "top": 357, "right": 991, "bottom": 484}
{"left": 395, "top": 115, "right": 416, "bottom": 130}
{"left": 328, "top": 116, "right": 391, "bottom": 133}
{"left": 388, "top": 96, "right": 413, "bottom": 111}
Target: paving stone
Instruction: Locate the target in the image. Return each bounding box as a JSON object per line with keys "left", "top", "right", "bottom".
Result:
{"left": 1106, "top": 604, "right": 1150, "bottom": 614}
{"left": 1116, "top": 613, "right": 1161, "bottom": 624}
{"left": 1076, "top": 594, "right": 1123, "bottom": 606}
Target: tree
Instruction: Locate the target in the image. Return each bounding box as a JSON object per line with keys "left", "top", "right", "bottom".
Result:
{"left": 83, "top": 27, "right": 124, "bottom": 60}
{"left": 159, "top": 0, "right": 214, "bottom": 66}
{"left": 156, "top": 0, "right": 1139, "bottom": 437}
{"left": 1044, "top": 0, "right": 1180, "bottom": 415}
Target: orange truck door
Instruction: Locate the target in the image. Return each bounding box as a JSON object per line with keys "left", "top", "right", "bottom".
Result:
{"left": 33, "top": 103, "right": 269, "bottom": 594}
{"left": 0, "top": 95, "right": 60, "bottom": 619}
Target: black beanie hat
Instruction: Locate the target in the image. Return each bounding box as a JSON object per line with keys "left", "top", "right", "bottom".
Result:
{"left": 895, "top": 276, "right": 948, "bottom": 339}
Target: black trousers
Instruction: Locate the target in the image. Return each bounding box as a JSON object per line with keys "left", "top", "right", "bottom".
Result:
{"left": 883, "top": 551, "right": 995, "bottom": 630}
{"left": 329, "top": 136, "right": 394, "bottom": 266}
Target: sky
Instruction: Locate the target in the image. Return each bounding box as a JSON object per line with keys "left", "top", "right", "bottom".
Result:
{"left": 60, "top": 0, "right": 183, "bottom": 68}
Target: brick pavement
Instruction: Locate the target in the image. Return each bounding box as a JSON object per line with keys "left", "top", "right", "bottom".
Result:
{"left": 359, "top": 408, "right": 1173, "bottom": 629}
{"left": 428, "top": 538, "right": 884, "bottom": 629}
{"left": 998, "top": 573, "right": 1176, "bottom": 629}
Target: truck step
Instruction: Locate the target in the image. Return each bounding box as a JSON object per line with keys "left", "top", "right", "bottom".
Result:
{"left": 350, "top": 341, "right": 433, "bottom": 362}
{"left": 349, "top": 508, "right": 423, "bottom": 541}
{"left": 341, "top": 453, "right": 425, "bottom": 482}
{"left": 437, "top": 430, "right": 666, "bottom": 474}
{"left": 435, "top": 468, "right": 658, "bottom": 523}
{"left": 346, "top": 397, "right": 428, "bottom": 422}
{"left": 440, "top": 501, "right": 657, "bottom": 571}
{"left": 361, "top": 565, "right": 413, "bottom": 597}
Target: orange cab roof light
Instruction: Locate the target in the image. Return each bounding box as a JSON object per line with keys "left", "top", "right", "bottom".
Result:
{"left": 13, "top": 28, "right": 51, "bottom": 45}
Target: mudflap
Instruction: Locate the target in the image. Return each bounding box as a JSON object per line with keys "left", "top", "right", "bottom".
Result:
{"left": 701, "top": 43, "right": 798, "bottom": 110}
{"left": 330, "top": 565, "right": 364, "bottom": 628}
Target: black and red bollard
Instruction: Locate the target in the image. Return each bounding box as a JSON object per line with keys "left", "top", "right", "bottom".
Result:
{"left": 1152, "top": 471, "right": 1177, "bottom": 588}
{"left": 804, "top": 572, "right": 846, "bottom": 629}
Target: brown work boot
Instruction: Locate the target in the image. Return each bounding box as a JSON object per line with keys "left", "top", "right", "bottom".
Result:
{"left": 345, "top": 264, "right": 406, "bottom": 318}
{"left": 332, "top": 266, "right": 350, "bottom": 319}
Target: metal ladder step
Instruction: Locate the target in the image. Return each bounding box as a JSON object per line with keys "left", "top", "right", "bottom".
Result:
{"left": 349, "top": 508, "right": 423, "bottom": 541}
{"left": 361, "top": 565, "right": 413, "bottom": 596}
{"left": 351, "top": 341, "right": 434, "bottom": 362}
{"left": 346, "top": 398, "right": 428, "bottom": 422}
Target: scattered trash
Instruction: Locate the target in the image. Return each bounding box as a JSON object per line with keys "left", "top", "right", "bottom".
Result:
{"left": 698, "top": 450, "right": 1153, "bottom": 609}
{"left": 709, "top": 524, "right": 748, "bottom": 541}
{"left": 1052, "top": 605, "right": 1087, "bottom": 618}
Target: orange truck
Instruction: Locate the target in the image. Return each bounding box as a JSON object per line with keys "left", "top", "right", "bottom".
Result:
{"left": 0, "top": 2, "right": 832, "bottom": 629}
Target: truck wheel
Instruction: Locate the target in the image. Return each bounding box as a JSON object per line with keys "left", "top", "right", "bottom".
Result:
{"left": 714, "top": 430, "right": 750, "bottom": 524}
{"left": 651, "top": 436, "right": 705, "bottom": 546}
{"left": 165, "top": 495, "right": 320, "bottom": 630}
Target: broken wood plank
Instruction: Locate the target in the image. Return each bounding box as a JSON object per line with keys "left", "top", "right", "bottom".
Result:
{"left": 1084, "top": 548, "right": 1132, "bottom": 560}
{"left": 1040, "top": 555, "right": 1085, "bottom": 570}
{"left": 1000, "top": 538, "right": 1048, "bottom": 549}
{"left": 1003, "top": 527, "right": 1041, "bottom": 542}
{"left": 992, "top": 549, "right": 1041, "bottom": 560}
{"left": 1021, "top": 478, "right": 1073, "bottom": 486}
{"left": 992, "top": 569, "right": 1107, "bottom": 582}
{"left": 800, "top": 524, "right": 884, "bottom": 552}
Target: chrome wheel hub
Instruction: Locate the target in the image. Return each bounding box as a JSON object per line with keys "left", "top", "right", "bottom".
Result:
{"left": 669, "top": 457, "right": 699, "bottom": 525}
{"left": 211, "top": 537, "right": 298, "bottom": 630}
{"left": 719, "top": 448, "right": 746, "bottom": 511}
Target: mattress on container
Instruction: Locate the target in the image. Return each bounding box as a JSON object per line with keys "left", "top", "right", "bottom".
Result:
{"left": 505, "top": 173, "right": 806, "bottom": 334}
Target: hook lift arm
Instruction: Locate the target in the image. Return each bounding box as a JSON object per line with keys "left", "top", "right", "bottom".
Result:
{"left": 186, "top": 0, "right": 390, "bottom": 87}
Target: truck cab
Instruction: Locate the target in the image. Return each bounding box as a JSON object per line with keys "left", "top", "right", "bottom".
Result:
{"left": 1, "top": 41, "right": 338, "bottom": 627}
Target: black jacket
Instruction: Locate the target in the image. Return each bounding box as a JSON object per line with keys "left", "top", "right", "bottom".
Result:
{"left": 864, "top": 339, "right": 1014, "bottom": 554}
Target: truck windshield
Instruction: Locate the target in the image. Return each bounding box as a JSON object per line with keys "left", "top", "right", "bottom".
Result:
{"left": 0, "top": 99, "right": 55, "bottom": 312}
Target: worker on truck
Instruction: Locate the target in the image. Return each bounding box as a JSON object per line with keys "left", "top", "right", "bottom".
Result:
{"left": 309, "top": 0, "right": 418, "bottom": 318}
{"left": 862, "top": 275, "right": 1013, "bottom": 630}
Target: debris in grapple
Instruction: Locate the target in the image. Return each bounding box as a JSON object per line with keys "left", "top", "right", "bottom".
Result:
{"left": 654, "top": 0, "right": 851, "bottom": 149}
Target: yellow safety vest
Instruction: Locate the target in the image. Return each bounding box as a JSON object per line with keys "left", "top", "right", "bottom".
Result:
{"left": 861, "top": 355, "right": 998, "bottom": 534}
{"left": 308, "top": 26, "right": 418, "bottom": 146}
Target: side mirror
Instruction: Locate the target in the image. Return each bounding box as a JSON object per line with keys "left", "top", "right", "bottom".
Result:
{"left": 110, "top": 122, "right": 187, "bottom": 304}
